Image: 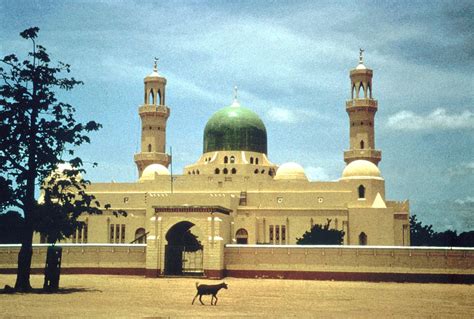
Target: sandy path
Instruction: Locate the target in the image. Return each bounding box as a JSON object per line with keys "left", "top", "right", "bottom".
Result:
{"left": 0, "top": 275, "right": 473, "bottom": 318}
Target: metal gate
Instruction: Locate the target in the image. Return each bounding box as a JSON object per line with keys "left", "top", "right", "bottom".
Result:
{"left": 164, "top": 245, "right": 203, "bottom": 276}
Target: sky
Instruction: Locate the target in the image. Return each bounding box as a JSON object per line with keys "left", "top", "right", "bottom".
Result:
{"left": 1, "top": 0, "right": 473, "bottom": 232}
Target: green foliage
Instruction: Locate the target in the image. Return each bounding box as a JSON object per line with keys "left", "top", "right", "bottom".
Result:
{"left": 0, "top": 211, "right": 25, "bottom": 244}
{"left": 410, "top": 215, "right": 474, "bottom": 247}
{"left": 409, "top": 215, "right": 434, "bottom": 246}
{"left": 296, "top": 219, "right": 345, "bottom": 245}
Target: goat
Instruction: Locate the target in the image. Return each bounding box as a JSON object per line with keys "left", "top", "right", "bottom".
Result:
{"left": 192, "top": 282, "right": 228, "bottom": 305}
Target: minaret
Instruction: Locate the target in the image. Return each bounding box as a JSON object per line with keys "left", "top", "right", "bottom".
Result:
{"left": 344, "top": 49, "right": 381, "bottom": 165}
{"left": 134, "top": 58, "right": 171, "bottom": 177}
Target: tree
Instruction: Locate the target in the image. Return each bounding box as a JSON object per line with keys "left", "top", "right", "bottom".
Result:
{"left": 0, "top": 27, "right": 110, "bottom": 291}
{"left": 410, "top": 214, "right": 435, "bottom": 246}
{"left": 296, "top": 219, "right": 345, "bottom": 245}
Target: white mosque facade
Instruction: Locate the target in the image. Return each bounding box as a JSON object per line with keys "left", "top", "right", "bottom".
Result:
{"left": 35, "top": 53, "right": 410, "bottom": 277}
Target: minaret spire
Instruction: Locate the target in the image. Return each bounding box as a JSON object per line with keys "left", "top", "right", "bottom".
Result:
{"left": 231, "top": 85, "right": 240, "bottom": 107}
{"left": 359, "top": 48, "right": 364, "bottom": 64}
{"left": 153, "top": 57, "right": 159, "bottom": 72}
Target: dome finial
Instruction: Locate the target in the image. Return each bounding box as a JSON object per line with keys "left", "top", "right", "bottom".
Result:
{"left": 153, "top": 57, "right": 159, "bottom": 72}
{"left": 231, "top": 85, "right": 240, "bottom": 107}
{"left": 359, "top": 48, "right": 364, "bottom": 64}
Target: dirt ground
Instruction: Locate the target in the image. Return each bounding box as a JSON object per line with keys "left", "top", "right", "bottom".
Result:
{"left": 0, "top": 275, "right": 473, "bottom": 318}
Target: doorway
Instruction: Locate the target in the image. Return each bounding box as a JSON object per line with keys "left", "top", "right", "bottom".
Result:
{"left": 164, "top": 221, "right": 203, "bottom": 276}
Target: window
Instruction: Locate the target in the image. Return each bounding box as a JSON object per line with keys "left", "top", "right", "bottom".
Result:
{"left": 109, "top": 224, "right": 114, "bottom": 243}
{"left": 275, "top": 225, "right": 280, "bottom": 241}
{"left": 148, "top": 144, "right": 152, "bottom": 152}
{"left": 149, "top": 89, "right": 154, "bottom": 104}
{"left": 358, "top": 185, "right": 366, "bottom": 199}
{"left": 281, "top": 225, "right": 286, "bottom": 242}
{"left": 223, "top": 168, "right": 228, "bottom": 174}
{"left": 254, "top": 169, "right": 259, "bottom": 174}
{"left": 235, "top": 228, "right": 248, "bottom": 244}
{"left": 250, "top": 157, "right": 254, "bottom": 164}
{"left": 215, "top": 168, "right": 220, "bottom": 174}
{"left": 123, "top": 197, "right": 129, "bottom": 203}
{"left": 110, "top": 224, "right": 126, "bottom": 243}
{"left": 231, "top": 168, "right": 237, "bottom": 174}
{"left": 255, "top": 158, "right": 259, "bottom": 165}
{"left": 196, "top": 169, "right": 200, "bottom": 175}
{"left": 269, "top": 225, "right": 274, "bottom": 242}
{"left": 230, "top": 155, "right": 235, "bottom": 163}
{"left": 121, "top": 224, "right": 126, "bottom": 243}
{"left": 224, "top": 156, "right": 228, "bottom": 164}
{"left": 359, "top": 232, "right": 367, "bottom": 245}
{"left": 134, "top": 228, "right": 146, "bottom": 244}
{"left": 360, "top": 140, "right": 365, "bottom": 149}
{"left": 261, "top": 169, "right": 265, "bottom": 174}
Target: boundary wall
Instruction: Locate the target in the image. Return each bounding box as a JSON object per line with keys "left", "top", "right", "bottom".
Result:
{"left": 224, "top": 245, "right": 474, "bottom": 284}
{"left": 0, "top": 244, "right": 146, "bottom": 275}
{"left": 1, "top": 244, "right": 473, "bottom": 283}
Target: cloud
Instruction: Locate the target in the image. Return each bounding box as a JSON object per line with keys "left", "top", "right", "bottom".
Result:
{"left": 455, "top": 196, "right": 474, "bottom": 205}
{"left": 265, "top": 106, "right": 325, "bottom": 124}
{"left": 448, "top": 162, "right": 474, "bottom": 177}
{"left": 305, "top": 166, "right": 329, "bottom": 181}
{"left": 386, "top": 108, "right": 474, "bottom": 131}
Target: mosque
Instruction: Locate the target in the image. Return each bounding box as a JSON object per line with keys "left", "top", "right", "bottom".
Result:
{"left": 35, "top": 52, "right": 410, "bottom": 277}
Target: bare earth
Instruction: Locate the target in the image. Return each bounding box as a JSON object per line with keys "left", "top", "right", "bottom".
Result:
{"left": 0, "top": 275, "right": 473, "bottom": 318}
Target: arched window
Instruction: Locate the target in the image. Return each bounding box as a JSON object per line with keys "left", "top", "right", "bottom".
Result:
{"left": 224, "top": 156, "right": 228, "bottom": 164}
{"left": 250, "top": 157, "right": 254, "bottom": 164}
{"left": 255, "top": 158, "right": 259, "bottom": 165}
{"left": 358, "top": 82, "right": 364, "bottom": 98}
{"left": 254, "top": 169, "right": 259, "bottom": 174}
{"left": 230, "top": 155, "right": 235, "bottom": 163}
{"left": 360, "top": 140, "right": 365, "bottom": 149}
{"left": 269, "top": 169, "right": 274, "bottom": 177}
{"left": 261, "top": 169, "right": 265, "bottom": 174}
{"left": 134, "top": 228, "right": 146, "bottom": 244}
{"left": 196, "top": 169, "right": 200, "bottom": 175}
{"left": 157, "top": 89, "right": 162, "bottom": 105}
{"left": 223, "top": 168, "right": 228, "bottom": 174}
{"left": 231, "top": 168, "right": 237, "bottom": 174}
{"left": 351, "top": 83, "right": 356, "bottom": 99}
{"left": 149, "top": 89, "right": 155, "bottom": 105}
{"left": 192, "top": 170, "right": 195, "bottom": 175}
{"left": 359, "top": 232, "right": 367, "bottom": 245}
{"left": 358, "top": 185, "right": 366, "bottom": 199}
{"left": 368, "top": 83, "right": 372, "bottom": 98}
{"left": 235, "top": 228, "right": 248, "bottom": 244}
{"left": 148, "top": 144, "right": 152, "bottom": 152}
{"left": 215, "top": 168, "right": 220, "bottom": 174}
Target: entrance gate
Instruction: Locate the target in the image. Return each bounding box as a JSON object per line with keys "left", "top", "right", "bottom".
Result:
{"left": 164, "top": 245, "right": 203, "bottom": 275}
{"left": 164, "top": 221, "right": 203, "bottom": 276}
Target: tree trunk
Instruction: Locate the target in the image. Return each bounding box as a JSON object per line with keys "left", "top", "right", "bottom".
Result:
{"left": 14, "top": 228, "right": 34, "bottom": 292}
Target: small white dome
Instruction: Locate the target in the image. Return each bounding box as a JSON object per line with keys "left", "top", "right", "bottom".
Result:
{"left": 355, "top": 63, "right": 367, "bottom": 70}
{"left": 274, "top": 162, "right": 308, "bottom": 181}
{"left": 140, "top": 164, "right": 170, "bottom": 181}
{"left": 341, "top": 160, "right": 382, "bottom": 180}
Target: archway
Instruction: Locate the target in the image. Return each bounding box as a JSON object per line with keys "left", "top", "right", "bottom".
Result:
{"left": 164, "top": 221, "right": 203, "bottom": 275}
{"left": 359, "top": 232, "right": 367, "bottom": 245}
{"left": 235, "top": 228, "right": 248, "bottom": 244}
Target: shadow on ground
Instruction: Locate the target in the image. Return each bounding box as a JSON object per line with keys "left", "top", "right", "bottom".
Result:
{"left": 1, "top": 286, "right": 102, "bottom": 295}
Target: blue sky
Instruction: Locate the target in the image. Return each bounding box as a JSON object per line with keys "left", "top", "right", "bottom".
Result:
{"left": 1, "top": 0, "right": 473, "bottom": 231}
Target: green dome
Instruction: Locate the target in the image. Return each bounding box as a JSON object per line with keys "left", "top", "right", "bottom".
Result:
{"left": 203, "top": 104, "right": 267, "bottom": 154}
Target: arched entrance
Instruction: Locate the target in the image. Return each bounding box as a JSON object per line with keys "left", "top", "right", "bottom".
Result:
{"left": 235, "top": 228, "right": 248, "bottom": 244}
{"left": 164, "top": 221, "right": 203, "bottom": 276}
{"left": 359, "top": 232, "right": 367, "bottom": 245}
